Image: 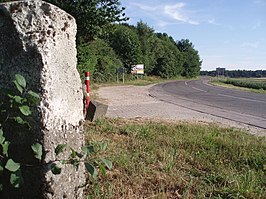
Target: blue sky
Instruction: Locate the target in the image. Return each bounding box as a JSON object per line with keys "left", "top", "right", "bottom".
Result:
{"left": 122, "top": 0, "right": 266, "bottom": 71}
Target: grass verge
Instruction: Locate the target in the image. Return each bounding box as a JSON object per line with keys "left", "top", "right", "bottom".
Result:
{"left": 84, "top": 118, "right": 266, "bottom": 199}
{"left": 210, "top": 78, "right": 266, "bottom": 94}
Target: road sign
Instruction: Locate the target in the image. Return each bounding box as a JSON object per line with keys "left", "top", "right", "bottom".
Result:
{"left": 131, "top": 64, "right": 144, "bottom": 75}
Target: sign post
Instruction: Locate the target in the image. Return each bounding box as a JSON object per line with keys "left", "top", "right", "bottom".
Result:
{"left": 116, "top": 67, "right": 125, "bottom": 84}
{"left": 216, "top": 67, "right": 226, "bottom": 78}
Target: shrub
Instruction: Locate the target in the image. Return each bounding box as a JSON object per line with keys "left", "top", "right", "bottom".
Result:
{"left": 77, "top": 39, "right": 122, "bottom": 83}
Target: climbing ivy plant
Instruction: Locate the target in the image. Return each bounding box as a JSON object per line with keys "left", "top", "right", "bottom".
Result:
{"left": 0, "top": 74, "right": 112, "bottom": 192}
{"left": 0, "top": 74, "right": 40, "bottom": 190}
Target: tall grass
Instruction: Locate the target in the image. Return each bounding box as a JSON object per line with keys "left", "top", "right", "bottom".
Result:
{"left": 84, "top": 118, "right": 266, "bottom": 198}
{"left": 218, "top": 78, "right": 266, "bottom": 90}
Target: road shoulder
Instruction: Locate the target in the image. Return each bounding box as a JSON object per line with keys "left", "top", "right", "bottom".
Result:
{"left": 97, "top": 84, "right": 265, "bottom": 136}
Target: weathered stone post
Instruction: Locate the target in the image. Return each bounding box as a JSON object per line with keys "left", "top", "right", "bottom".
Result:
{"left": 0, "top": 0, "right": 85, "bottom": 198}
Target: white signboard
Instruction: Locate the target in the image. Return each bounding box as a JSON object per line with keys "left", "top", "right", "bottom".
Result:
{"left": 131, "top": 64, "right": 144, "bottom": 74}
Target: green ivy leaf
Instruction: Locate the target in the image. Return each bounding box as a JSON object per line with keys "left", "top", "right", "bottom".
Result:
{"left": 55, "top": 144, "right": 67, "bottom": 156}
{"left": 7, "top": 94, "right": 14, "bottom": 99}
{"left": 28, "top": 90, "right": 40, "bottom": 104}
{"left": 10, "top": 169, "right": 24, "bottom": 188}
{"left": 0, "top": 129, "right": 5, "bottom": 144}
{"left": 19, "top": 105, "right": 32, "bottom": 116}
{"left": 81, "top": 145, "right": 95, "bottom": 156}
{"left": 28, "top": 90, "right": 40, "bottom": 99}
{"left": 15, "top": 74, "right": 26, "bottom": 89}
{"left": 2, "top": 141, "right": 10, "bottom": 157}
{"left": 13, "top": 80, "right": 23, "bottom": 94}
{"left": 51, "top": 163, "right": 61, "bottom": 175}
{"left": 8, "top": 95, "right": 25, "bottom": 104}
{"left": 15, "top": 96, "right": 25, "bottom": 104}
{"left": 31, "top": 143, "right": 42, "bottom": 160}
{"left": 14, "top": 116, "right": 31, "bottom": 128}
{"left": 5, "top": 159, "right": 20, "bottom": 172}
{"left": 85, "top": 162, "right": 98, "bottom": 179}
{"left": 100, "top": 158, "right": 112, "bottom": 170}
{"left": 14, "top": 116, "right": 25, "bottom": 124}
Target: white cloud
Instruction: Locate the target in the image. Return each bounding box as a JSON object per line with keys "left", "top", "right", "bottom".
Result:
{"left": 164, "top": 3, "right": 199, "bottom": 25}
{"left": 207, "top": 18, "right": 221, "bottom": 26}
{"left": 129, "top": 2, "right": 159, "bottom": 11}
{"left": 241, "top": 42, "right": 259, "bottom": 48}
{"left": 206, "top": 18, "right": 234, "bottom": 31}
{"left": 127, "top": 2, "right": 200, "bottom": 26}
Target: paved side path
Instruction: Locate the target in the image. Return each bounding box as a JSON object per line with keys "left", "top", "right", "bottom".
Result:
{"left": 97, "top": 84, "right": 265, "bottom": 136}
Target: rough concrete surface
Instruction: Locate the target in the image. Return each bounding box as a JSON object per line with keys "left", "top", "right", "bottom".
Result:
{"left": 0, "top": 1, "right": 85, "bottom": 198}
{"left": 86, "top": 100, "right": 108, "bottom": 121}
{"left": 97, "top": 84, "right": 265, "bottom": 136}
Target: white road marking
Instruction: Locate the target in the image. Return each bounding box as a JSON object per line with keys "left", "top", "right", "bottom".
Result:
{"left": 202, "top": 80, "right": 215, "bottom": 87}
{"left": 218, "top": 94, "right": 266, "bottom": 104}
{"left": 186, "top": 81, "right": 207, "bottom": 92}
{"left": 192, "top": 87, "right": 207, "bottom": 92}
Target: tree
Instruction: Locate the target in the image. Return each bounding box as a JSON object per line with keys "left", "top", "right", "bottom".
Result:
{"left": 0, "top": 0, "right": 203, "bottom": 80}
{"left": 77, "top": 39, "right": 122, "bottom": 82}
{"left": 176, "top": 39, "right": 202, "bottom": 77}
{"left": 109, "top": 25, "right": 141, "bottom": 72}
{"left": 136, "top": 21, "right": 155, "bottom": 74}
{"left": 46, "top": 0, "right": 128, "bottom": 42}
{"left": 151, "top": 37, "right": 183, "bottom": 78}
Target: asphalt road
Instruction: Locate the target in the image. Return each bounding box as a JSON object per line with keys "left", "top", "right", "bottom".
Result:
{"left": 149, "top": 77, "right": 266, "bottom": 130}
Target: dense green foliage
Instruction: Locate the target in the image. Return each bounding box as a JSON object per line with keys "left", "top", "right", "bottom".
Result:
{"left": 149, "top": 32, "right": 183, "bottom": 78}
{"left": 0, "top": 0, "right": 202, "bottom": 80}
{"left": 0, "top": 74, "right": 42, "bottom": 192}
{"left": 108, "top": 24, "right": 141, "bottom": 73}
{"left": 77, "top": 39, "right": 122, "bottom": 82}
{"left": 71, "top": 15, "right": 202, "bottom": 81}
{"left": 177, "top": 39, "right": 202, "bottom": 77}
{"left": 201, "top": 70, "right": 266, "bottom": 78}
{"left": 45, "top": 0, "right": 128, "bottom": 42}
{"left": 98, "top": 21, "right": 201, "bottom": 80}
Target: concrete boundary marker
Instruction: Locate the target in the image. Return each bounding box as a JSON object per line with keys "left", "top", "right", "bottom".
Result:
{"left": 0, "top": 1, "right": 85, "bottom": 198}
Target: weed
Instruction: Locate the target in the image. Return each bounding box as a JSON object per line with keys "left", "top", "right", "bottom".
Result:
{"left": 84, "top": 118, "right": 266, "bottom": 198}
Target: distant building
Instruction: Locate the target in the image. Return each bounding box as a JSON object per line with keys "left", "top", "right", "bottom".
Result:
{"left": 216, "top": 67, "right": 226, "bottom": 77}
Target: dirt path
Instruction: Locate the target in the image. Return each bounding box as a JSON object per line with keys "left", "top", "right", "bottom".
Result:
{"left": 97, "top": 84, "right": 265, "bottom": 136}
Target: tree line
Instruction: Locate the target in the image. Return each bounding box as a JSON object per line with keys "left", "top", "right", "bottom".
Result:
{"left": 201, "top": 70, "right": 266, "bottom": 78}
{"left": 1, "top": 0, "right": 202, "bottom": 82}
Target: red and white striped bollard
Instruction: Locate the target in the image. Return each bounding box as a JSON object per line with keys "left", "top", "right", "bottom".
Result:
{"left": 85, "top": 71, "right": 90, "bottom": 112}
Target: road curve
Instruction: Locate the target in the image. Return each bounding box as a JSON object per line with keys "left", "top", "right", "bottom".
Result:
{"left": 149, "top": 77, "right": 266, "bottom": 130}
